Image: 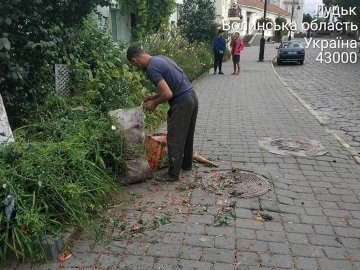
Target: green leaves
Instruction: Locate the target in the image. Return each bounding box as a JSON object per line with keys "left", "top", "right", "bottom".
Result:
{"left": 0, "top": 0, "right": 114, "bottom": 127}
{"left": 178, "top": 0, "right": 218, "bottom": 43}
{"left": 118, "top": 0, "right": 176, "bottom": 40}
{"left": 0, "top": 37, "right": 10, "bottom": 50}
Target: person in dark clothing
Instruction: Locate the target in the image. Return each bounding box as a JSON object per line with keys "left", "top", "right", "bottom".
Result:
{"left": 212, "top": 30, "right": 226, "bottom": 75}
{"left": 127, "top": 46, "right": 198, "bottom": 182}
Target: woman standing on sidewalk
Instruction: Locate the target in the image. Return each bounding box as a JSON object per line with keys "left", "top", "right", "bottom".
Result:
{"left": 230, "top": 32, "right": 244, "bottom": 75}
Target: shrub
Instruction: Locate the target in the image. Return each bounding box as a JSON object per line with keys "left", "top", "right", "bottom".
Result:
{"left": 0, "top": 18, "right": 213, "bottom": 263}
{"left": 178, "top": 0, "right": 218, "bottom": 44}
{"left": 275, "top": 17, "right": 288, "bottom": 38}
{"left": 118, "top": 0, "right": 176, "bottom": 40}
{"left": 0, "top": 0, "right": 111, "bottom": 128}
{"left": 0, "top": 98, "right": 124, "bottom": 262}
{"left": 68, "top": 18, "right": 168, "bottom": 131}
{"left": 143, "top": 30, "right": 213, "bottom": 81}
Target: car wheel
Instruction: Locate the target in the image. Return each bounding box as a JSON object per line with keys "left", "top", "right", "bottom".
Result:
{"left": 299, "top": 60, "right": 304, "bottom": 65}
{"left": 277, "top": 58, "right": 282, "bottom": 65}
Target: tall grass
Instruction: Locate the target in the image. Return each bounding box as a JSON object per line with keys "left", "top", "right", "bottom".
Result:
{"left": 0, "top": 21, "right": 213, "bottom": 263}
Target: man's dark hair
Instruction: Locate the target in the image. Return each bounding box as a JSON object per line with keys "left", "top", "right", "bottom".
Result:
{"left": 218, "top": 30, "right": 224, "bottom": 34}
{"left": 127, "top": 45, "right": 144, "bottom": 62}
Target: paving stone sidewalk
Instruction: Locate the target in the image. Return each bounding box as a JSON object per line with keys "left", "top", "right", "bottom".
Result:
{"left": 275, "top": 38, "right": 360, "bottom": 153}
{"left": 12, "top": 45, "right": 360, "bottom": 270}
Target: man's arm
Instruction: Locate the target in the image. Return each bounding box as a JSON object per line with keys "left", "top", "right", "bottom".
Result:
{"left": 143, "top": 79, "right": 172, "bottom": 111}
{"left": 144, "top": 93, "right": 160, "bottom": 102}
{"left": 153, "top": 79, "right": 173, "bottom": 105}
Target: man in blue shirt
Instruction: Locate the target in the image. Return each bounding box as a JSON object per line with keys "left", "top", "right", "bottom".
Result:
{"left": 212, "top": 30, "right": 226, "bottom": 75}
{"left": 127, "top": 46, "right": 198, "bottom": 182}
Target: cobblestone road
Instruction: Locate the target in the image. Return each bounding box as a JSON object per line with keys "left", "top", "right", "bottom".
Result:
{"left": 275, "top": 38, "right": 360, "bottom": 154}
{"left": 12, "top": 45, "right": 360, "bottom": 270}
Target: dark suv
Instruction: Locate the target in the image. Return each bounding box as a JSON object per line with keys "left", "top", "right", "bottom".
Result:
{"left": 276, "top": 41, "right": 305, "bottom": 65}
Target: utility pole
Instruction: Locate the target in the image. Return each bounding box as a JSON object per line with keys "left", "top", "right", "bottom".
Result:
{"left": 288, "top": 0, "right": 295, "bottom": 41}
{"left": 258, "top": 0, "right": 268, "bottom": 62}
{"left": 287, "top": 0, "right": 300, "bottom": 41}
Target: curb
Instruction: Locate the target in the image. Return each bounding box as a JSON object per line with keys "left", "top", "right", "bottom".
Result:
{"left": 5, "top": 227, "right": 77, "bottom": 265}
{"left": 270, "top": 56, "right": 360, "bottom": 164}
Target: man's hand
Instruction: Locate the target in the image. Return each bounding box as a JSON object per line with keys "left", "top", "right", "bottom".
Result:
{"left": 142, "top": 80, "right": 172, "bottom": 112}
{"left": 143, "top": 100, "right": 157, "bottom": 112}
{"left": 144, "top": 93, "right": 158, "bottom": 102}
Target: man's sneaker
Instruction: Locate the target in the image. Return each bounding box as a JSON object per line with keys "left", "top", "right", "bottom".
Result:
{"left": 182, "top": 167, "right": 192, "bottom": 172}
{"left": 157, "top": 173, "right": 178, "bottom": 182}
{"left": 218, "top": 71, "right": 224, "bottom": 75}
{"left": 213, "top": 71, "right": 217, "bottom": 75}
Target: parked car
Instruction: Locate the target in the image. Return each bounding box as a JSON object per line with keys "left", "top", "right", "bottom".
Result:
{"left": 276, "top": 41, "right": 305, "bottom": 65}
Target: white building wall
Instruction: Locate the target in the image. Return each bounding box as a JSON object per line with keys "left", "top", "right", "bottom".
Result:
{"left": 95, "top": 2, "right": 132, "bottom": 42}
{"left": 214, "top": 0, "right": 231, "bottom": 24}
{"left": 169, "top": 0, "right": 183, "bottom": 25}
{"left": 283, "top": 0, "right": 304, "bottom": 32}
{"left": 227, "top": 6, "right": 291, "bottom": 38}
{"left": 294, "top": 0, "right": 305, "bottom": 33}
{"left": 169, "top": 9, "right": 178, "bottom": 26}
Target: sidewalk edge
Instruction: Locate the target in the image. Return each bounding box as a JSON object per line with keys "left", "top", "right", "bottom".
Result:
{"left": 270, "top": 57, "right": 360, "bottom": 164}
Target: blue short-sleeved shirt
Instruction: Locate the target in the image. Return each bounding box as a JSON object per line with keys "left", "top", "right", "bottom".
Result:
{"left": 146, "top": 55, "right": 194, "bottom": 106}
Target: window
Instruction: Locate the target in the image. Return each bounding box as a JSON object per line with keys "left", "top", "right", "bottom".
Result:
{"left": 282, "top": 42, "right": 303, "bottom": 48}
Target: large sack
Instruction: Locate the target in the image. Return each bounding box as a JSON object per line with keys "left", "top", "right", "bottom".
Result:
{"left": 117, "top": 158, "right": 154, "bottom": 185}
{"left": 109, "top": 107, "right": 149, "bottom": 184}
{"left": 109, "top": 107, "right": 145, "bottom": 144}
{"left": 109, "top": 107, "right": 145, "bottom": 158}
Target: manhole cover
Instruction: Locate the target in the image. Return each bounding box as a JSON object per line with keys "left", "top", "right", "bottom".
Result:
{"left": 259, "top": 137, "right": 328, "bottom": 157}
{"left": 201, "top": 170, "right": 270, "bottom": 198}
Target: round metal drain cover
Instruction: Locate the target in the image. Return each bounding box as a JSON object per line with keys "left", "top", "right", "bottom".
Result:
{"left": 259, "top": 137, "right": 328, "bottom": 157}
{"left": 201, "top": 170, "right": 270, "bottom": 198}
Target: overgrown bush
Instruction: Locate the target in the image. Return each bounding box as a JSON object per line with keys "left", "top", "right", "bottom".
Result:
{"left": 0, "top": 98, "right": 124, "bottom": 262}
{"left": 0, "top": 0, "right": 111, "bottom": 128}
{"left": 0, "top": 17, "right": 212, "bottom": 263}
{"left": 118, "top": 0, "right": 176, "bottom": 39}
{"left": 68, "top": 19, "right": 168, "bottom": 131}
{"left": 178, "top": 0, "right": 218, "bottom": 44}
{"left": 275, "top": 17, "right": 288, "bottom": 38}
{"left": 143, "top": 30, "right": 213, "bottom": 81}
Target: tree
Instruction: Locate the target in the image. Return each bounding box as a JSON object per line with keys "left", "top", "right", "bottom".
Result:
{"left": 0, "top": 0, "right": 110, "bottom": 127}
{"left": 178, "top": 0, "right": 217, "bottom": 43}
{"left": 334, "top": 0, "right": 360, "bottom": 26}
{"left": 118, "top": 0, "right": 176, "bottom": 40}
{"left": 322, "top": 0, "right": 360, "bottom": 25}
{"left": 302, "top": 13, "right": 313, "bottom": 37}
{"left": 322, "top": 0, "right": 336, "bottom": 9}
{"left": 303, "top": 13, "right": 313, "bottom": 23}
{"left": 275, "top": 17, "right": 288, "bottom": 37}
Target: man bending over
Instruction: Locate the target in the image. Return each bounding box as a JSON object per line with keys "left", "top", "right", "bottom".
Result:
{"left": 127, "top": 46, "right": 199, "bottom": 182}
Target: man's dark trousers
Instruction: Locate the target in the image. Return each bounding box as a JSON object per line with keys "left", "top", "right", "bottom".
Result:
{"left": 214, "top": 53, "right": 224, "bottom": 73}
{"left": 167, "top": 92, "right": 198, "bottom": 180}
